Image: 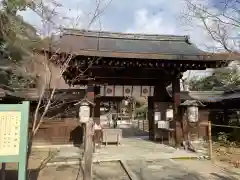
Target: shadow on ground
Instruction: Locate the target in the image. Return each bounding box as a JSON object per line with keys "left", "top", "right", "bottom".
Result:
{"left": 120, "top": 125, "right": 149, "bottom": 138}
{"left": 0, "top": 169, "right": 39, "bottom": 180}
{"left": 69, "top": 125, "right": 84, "bottom": 147}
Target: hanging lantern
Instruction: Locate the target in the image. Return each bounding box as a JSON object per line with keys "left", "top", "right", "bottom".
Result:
{"left": 122, "top": 99, "right": 129, "bottom": 106}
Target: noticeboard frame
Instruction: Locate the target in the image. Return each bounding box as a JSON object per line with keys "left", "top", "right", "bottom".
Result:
{"left": 0, "top": 101, "right": 29, "bottom": 180}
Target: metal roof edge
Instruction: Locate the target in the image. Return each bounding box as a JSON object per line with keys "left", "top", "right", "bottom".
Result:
{"left": 62, "top": 28, "right": 190, "bottom": 41}
{"left": 188, "top": 91, "right": 225, "bottom": 95}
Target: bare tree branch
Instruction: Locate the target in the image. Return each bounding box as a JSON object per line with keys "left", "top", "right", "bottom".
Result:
{"left": 183, "top": 0, "right": 240, "bottom": 58}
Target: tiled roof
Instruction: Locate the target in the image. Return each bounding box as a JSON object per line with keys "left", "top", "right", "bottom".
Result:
{"left": 45, "top": 28, "right": 230, "bottom": 61}
{"left": 168, "top": 89, "right": 240, "bottom": 102}
{"left": 60, "top": 29, "right": 203, "bottom": 54}
{"left": 166, "top": 89, "right": 225, "bottom": 102}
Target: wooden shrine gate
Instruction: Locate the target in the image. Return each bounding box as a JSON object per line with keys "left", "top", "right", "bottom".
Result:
{"left": 42, "top": 29, "right": 228, "bottom": 147}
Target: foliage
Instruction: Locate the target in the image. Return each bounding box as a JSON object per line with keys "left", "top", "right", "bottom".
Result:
{"left": 217, "top": 132, "right": 228, "bottom": 144}
{"left": 0, "top": 0, "right": 39, "bottom": 88}
{"left": 8, "top": 69, "right": 36, "bottom": 88}
{"left": 189, "top": 67, "right": 240, "bottom": 91}
{"left": 0, "top": 69, "right": 11, "bottom": 85}
{"left": 189, "top": 76, "right": 221, "bottom": 91}
{"left": 135, "top": 105, "right": 147, "bottom": 118}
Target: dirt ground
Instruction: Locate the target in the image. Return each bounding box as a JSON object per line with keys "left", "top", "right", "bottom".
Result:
{"left": 212, "top": 143, "right": 240, "bottom": 168}
{"left": 175, "top": 159, "right": 240, "bottom": 179}
{"left": 0, "top": 149, "right": 59, "bottom": 180}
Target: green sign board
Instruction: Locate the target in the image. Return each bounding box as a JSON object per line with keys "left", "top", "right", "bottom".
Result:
{"left": 0, "top": 101, "right": 29, "bottom": 180}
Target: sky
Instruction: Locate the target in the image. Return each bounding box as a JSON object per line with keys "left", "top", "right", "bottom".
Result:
{"left": 19, "top": 0, "right": 233, "bottom": 78}
{"left": 19, "top": 0, "right": 220, "bottom": 49}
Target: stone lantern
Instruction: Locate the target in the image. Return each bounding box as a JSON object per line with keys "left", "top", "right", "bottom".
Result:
{"left": 181, "top": 100, "right": 205, "bottom": 122}
{"left": 180, "top": 100, "right": 205, "bottom": 152}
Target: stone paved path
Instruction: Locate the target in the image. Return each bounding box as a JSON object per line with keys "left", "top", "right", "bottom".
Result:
{"left": 93, "top": 137, "right": 198, "bottom": 162}
{"left": 126, "top": 159, "right": 240, "bottom": 180}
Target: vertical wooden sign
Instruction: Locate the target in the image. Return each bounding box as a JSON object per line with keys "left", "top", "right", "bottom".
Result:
{"left": 0, "top": 101, "right": 29, "bottom": 180}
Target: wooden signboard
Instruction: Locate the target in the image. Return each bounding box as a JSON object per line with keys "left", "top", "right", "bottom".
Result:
{"left": 0, "top": 101, "right": 29, "bottom": 180}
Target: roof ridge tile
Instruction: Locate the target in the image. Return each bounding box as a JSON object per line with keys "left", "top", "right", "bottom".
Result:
{"left": 62, "top": 28, "right": 189, "bottom": 42}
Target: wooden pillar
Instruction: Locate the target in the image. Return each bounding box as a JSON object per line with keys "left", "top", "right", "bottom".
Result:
{"left": 84, "top": 85, "right": 95, "bottom": 180}
{"left": 148, "top": 97, "right": 154, "bottom": 140}
{"left": 93, "top": 97, "right": 101, "bottom": 152}
{"left": 131, "top": 99, "right": 136, "bottom": 122}
{"left": 172, "top": 77, "right": 182, "bottom": 148}
{"left": 152, "top": 83, "right": 171, "bottom": 142}
{"left": 94, "top": 98, "right": 101, "bottom": 124}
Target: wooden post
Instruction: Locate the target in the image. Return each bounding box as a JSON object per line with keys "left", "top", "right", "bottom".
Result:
{"left": 132, "top": 99, "right": 136, "bottom": 122}
{"left": 208, "top": 121, "right": 213, "bottom": 160}
{"left": 143, "top": 110, "right": 147, "bottom": 132}
{"left": 84, "top": 120, "right": 94, "bottom": 180}
{"left": 148, "top": 97, "right": 154, "bottom": 140}
{"left": 93, "top": 98, "right": 101, "bottom": 151}
{"left": 83, "top": 85, "right": 95, "bottom": 180}
{"left": 142, "top": 119, "right": 144, "bottom": 131}
{"left": 172, "top": 76, "right": 181, "bottom": 148}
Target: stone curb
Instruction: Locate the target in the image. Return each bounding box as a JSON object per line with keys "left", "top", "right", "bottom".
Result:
{"left": 120, "top": 160, "right": 139, "bottom": 180}
{"left": 171, "top": 155, "right": 210, "bottom": 160}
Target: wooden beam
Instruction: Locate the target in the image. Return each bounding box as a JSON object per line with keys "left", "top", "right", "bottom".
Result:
{"left": 172, "top": 76, "right": 182, "bottom": 148}
{"left": 67, "top": 78, "right": 168, "bottom": 86}
{"left": 72, "top": 56, "right": 219, "bottom": 68}
{"left": 94, "top": 78, "right": 160, "bottom": 86}
{"left": 148, "top": 97, "right": 154, "bottom": 141}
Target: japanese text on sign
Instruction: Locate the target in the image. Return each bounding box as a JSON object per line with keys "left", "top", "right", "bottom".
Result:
{"left": 0, "top": 112, "right": 21, "bottom": 156}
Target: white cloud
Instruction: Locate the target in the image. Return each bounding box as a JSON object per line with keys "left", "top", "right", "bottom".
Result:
{"left": 17, "top": 0, "right": 240, "bottom": 79}
{"left": 124, "top": 0, "right": 227, "bottom": 52}
{"left": 126, "top": 9, "right": 177, "bottom": 35}
{"left": 18, "top": 0, "right": 238, "bottom": 51}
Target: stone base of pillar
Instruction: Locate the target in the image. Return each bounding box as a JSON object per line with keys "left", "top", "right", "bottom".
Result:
{"left": 184, "top": 138, "right": 206, "bottom": 153}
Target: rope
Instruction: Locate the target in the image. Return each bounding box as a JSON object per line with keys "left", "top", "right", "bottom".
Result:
{"left": 211, "top": 124, "right": 240, "bottom": 129}
{"left": 197, "top": 123, "right": 240, "bottom": 129}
